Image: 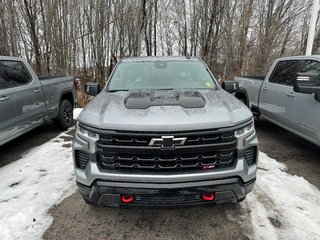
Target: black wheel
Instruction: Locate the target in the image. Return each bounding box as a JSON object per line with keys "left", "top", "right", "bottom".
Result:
{"left": 54, "top": 99, "right": 73, "bottom": 130}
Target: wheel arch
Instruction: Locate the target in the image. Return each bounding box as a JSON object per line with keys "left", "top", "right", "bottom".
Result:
{"left": 235, "top": 88, "right": 249, "bottom": 106}
{"left": 60, "top": 90, "right": 75, "bottom": 108}
{"left": 51, "top": 90, "right": 75, "bottom": 120}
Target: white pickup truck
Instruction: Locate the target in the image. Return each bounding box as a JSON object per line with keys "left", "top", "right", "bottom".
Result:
{"left": 233, "top": 56, "right": 320, "bottom": 147}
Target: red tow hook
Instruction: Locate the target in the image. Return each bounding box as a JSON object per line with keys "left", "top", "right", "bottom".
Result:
{"left": 202, "top": 193, "right": 215, "bottom": 201}
{"left": 121, "top": 195, "right": 134, "bottom": 203}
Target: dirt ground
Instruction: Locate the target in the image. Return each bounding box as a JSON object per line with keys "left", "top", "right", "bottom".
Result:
{"left": 0, "top": 122, "right": 60, "bottom": 168}
{"left": 44, "top": 119, "right": 320, "bottom": 240}
{"left": 1, "top": 119, "right": 319, "bottom": 240}
{"left": 255, "top": 119, "right": 320, "bottom": 188}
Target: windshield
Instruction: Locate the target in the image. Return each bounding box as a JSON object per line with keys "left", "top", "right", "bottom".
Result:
{"left": 107, "top": 60, "right": 217, "bottom": 91}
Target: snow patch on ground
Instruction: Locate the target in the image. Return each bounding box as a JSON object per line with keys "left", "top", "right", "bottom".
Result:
{"left": 0, "top": 109, "right": 83, "bottom": 240}
{"left": 0, "top": 107, "right": 319, "bottom": 240}
{"left": 242, "top": 152, "right": 320, "bottom": 240}
{"left": 73, "top": 108, "right": 82, "bottom": 120}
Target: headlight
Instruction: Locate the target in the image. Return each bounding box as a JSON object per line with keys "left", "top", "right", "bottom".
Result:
{"left": 76, "top": 122, "right": 99, "bottom": 141}
{"left": 234, "top": 122, "right": 255, "bottom": 138}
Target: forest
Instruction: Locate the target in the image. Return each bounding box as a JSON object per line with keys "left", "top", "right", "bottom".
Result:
{"left": 0, "top": 0, "right": 319, "bottom": 83}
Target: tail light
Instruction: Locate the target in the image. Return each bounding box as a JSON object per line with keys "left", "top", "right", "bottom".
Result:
{"left": 73, "top": 78, "right": 80, "bottom": 90}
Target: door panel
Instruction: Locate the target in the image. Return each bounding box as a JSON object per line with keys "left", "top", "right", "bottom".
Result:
{"left": 287, "top": 92, "right": 320, "bottom": 144}
{"left": 0, "top": 79, "right": 17, "bottom": 145}
{"left": 259, "top": 81, "right": 292, "bottom": 126}
{"left": 259, "top": 60, "right": 304, "bottom": 127}
{"left": 0, "top": 60, "right": 46, "bottom": 132}
{"left": 260, "top": 59, "right": 320, "bottom": 145}
{"left": 13, "top": 80, "right": 46, "bottom": 129}
{"left": 288, "top": 60, "right": 320, "bottom": 145}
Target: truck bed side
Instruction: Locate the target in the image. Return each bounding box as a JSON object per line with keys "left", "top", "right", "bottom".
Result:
{"left": 40, "top": 76, "right": 75, "bottom": 119}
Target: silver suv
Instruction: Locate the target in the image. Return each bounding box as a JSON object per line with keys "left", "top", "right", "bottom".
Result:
{"left": 73, "top": 56, "right": 258, "bottom": 207}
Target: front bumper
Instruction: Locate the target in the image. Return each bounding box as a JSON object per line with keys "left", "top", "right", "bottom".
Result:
{"left": 73, "top": 121, "right": 259, "bottom": 208}
{"left": 73, "top": 130, "right": 258, "bottom": 186}
{"left": 77, "top": 177, "right": 255, "bottom": 208}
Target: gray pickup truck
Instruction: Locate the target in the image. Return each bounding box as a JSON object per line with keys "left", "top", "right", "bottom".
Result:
{"left": 0, "top": 56, "right": 76, "bottom": 146}
{"left": 73, "top": 56, "right": 258, "bottom": 208}
{"left": 234, "top": 56, "right": 320, "bottom": 147}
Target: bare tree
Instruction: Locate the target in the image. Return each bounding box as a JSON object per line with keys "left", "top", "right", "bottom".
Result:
{"left": 22, "top": 0, "right": 42, "bottom": 73}
{"left": 0, "top": 0, "right": 315, "bottom": 80}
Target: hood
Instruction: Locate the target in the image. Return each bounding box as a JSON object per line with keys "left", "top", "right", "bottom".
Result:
{"left": 78, "top": 89, "right": 252, "bottom": 131}
{"left": 124, "top": 90, "right": 206, "bottom": 109}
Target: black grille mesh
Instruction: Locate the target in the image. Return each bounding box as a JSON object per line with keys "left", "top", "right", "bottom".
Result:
{"left": 99, "top": 131, "right": 235, "bottom": 146}
{"left": 98, "top": 150, "right": 236, "bottom": 171}
{"left": 75, "top": 150, "right": 89, "bottom": 169}
{"left": 97, "top": 129, "right": 237, "bottom": 172}
{"left": 134, "top": 194, "right": 202, "bottom": 206}
{"left": 244, "top": 147, "right": 257, "bottom": 166}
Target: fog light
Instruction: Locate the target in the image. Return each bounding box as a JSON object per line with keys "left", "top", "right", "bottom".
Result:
{"left": 121, "top": 195, "right": 134, "bottom": 203}
{"left": 202, "top": 193, "right": 215, "bottom": 201}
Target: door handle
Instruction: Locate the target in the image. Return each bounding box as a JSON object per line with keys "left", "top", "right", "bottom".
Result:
{"left": 0, "top": 96, "right": 10, "bottom": 102}
{"left": 34, "top": 89, "right": 40, "bottom": 93}
{"left": 287, "top": 92, "right": 295, "bottom": 97}
{"left": 262, "top": 87, "right": 268, "bottom": 91}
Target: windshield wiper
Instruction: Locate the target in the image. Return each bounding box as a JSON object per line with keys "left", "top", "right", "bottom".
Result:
{"left": 108, "top": 89, "right": 129, "bottom": 92}
{"left": 153, "top": 88, "right": 175, "bottom": 91}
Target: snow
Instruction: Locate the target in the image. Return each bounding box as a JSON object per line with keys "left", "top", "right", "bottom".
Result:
{"left": 73, "top": 108, "right": 82, "bottom": 120}
{"left": 0, "top": 109, "right": 83, "bottom": 240}
{"left": 242, "top": 152, "right": 320, "bottom": 240}
{"left": 0, "top": 108, "right": 319, "bottom": 240}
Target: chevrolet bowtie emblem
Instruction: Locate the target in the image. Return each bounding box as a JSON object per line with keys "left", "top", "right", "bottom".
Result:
{"left": 149, "top": 136, "right": 187, "bottom": 149}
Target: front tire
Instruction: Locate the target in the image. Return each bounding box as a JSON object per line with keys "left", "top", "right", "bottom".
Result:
{"left": 54, "top": 99, "right": 73, "bottom": 130}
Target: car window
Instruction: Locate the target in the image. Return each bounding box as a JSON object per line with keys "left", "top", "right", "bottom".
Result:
{"left": 298, "top": 60, "right": 320, "bottom": 86}
{"left": 0, "top": 60, "right": 32, "bottom": 89}
{"left": 107, "top": 61, "right": 217, "bottom": 91}
{"left": 0, "top": 75, "right": 8, "bottom": 90}
{"left": 269, "top": 60, "right": 305, "bottom": 86}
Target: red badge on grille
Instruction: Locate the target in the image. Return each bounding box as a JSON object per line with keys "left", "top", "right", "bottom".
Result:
{"left": 203, "top": 164, "right": 215, "bottom": 170}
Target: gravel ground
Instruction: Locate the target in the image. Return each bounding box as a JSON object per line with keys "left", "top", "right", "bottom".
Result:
{"left": 0, "top": 122, "right": 60, "bottom": 168}
{"left": 1, "top": 119, "right": 319, "bottom": 240}
{"left": 43, "top": 196, "right": 252, "bottom": 240}
{"left": 254, "top": 119, "right": 320, "bottom": 188}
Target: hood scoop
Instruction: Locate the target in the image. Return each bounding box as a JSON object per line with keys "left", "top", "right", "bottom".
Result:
{"left": 124, "top": 90, "right": 206, "bottom": 109}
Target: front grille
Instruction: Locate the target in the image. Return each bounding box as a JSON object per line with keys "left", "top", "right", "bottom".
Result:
{"left": 75, "top": 150, "right": 89, "bottom": 169}
{"left": 134, "top": 194, "right": 202, "bottom": 206}
{"left": 99, "top": 131, "right": 235, "bottom": 146}
{"left": 98, "top": 150, "right": 236, "bottom": 171}
{"left": 96, "top": 129, "right": 237, "bottom": 173}
{"left": 244, "top": 147, "right": 257, "bottom": 166}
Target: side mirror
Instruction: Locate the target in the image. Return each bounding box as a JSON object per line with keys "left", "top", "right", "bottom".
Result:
{"left": 222, "top": 81, "right": 239, "bottom": 93}
{"left": 294, "top": 72, "right": 320, "bottom": 94}
{"left": 85, "top": 82, "right": 101, "bottom": 96}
